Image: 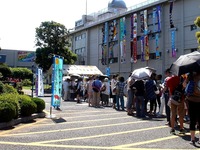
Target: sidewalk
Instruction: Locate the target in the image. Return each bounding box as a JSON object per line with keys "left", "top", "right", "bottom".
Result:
{"left": 22, "top": 89, "right": 51, "bottom": 97}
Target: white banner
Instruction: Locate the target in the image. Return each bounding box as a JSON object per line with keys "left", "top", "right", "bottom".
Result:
{"left": 36, "top": 68, "right": 44, "bottom": 97}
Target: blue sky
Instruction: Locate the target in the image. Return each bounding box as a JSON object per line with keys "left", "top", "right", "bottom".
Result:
{"left": 0, "top": 0, "right": 146, "bottom": 51}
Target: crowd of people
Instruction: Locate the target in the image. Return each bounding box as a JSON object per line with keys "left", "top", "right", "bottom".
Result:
{"left": 62, "top": 69, "right": 200, "bottom": 145}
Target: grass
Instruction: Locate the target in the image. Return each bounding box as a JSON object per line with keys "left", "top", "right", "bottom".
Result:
{"left": 22, "top": 84, "right": 51, "bottom": 90}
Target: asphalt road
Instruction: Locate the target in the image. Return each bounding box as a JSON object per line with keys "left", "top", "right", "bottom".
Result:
{"left": 0, "top": 96, "right": 199, "bottom": 150}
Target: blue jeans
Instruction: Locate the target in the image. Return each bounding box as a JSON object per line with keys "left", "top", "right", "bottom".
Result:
{"left": 164, "top": 93, "right": 170, "bottom": 122}
{"left": 116, "top": 95, "right": 124, "bottom": 110}
{"left": 136, "top": 96, "right": 145, "bottom": 117}
{"left": 126, "top": 89, "right": 134, "bottom": 110}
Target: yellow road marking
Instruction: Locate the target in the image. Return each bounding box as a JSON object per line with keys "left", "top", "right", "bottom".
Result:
{"left": 0, "top": 118, "right": 47, "bottom": 136}
{"left": 0, "top": 127, "right": 191, "bottom": 150}
{"left": 113, "top": 133, "right": 191, "bottom": 149}
{"left": 32, "top": 126, "right": 168, "bottom": 144}
{"left": 44, "top": 110, "right": 112, "bottom": 115}
{"left": 32, "top": 114, "right": 133, "bottom": 127}
{"left": 0, "top": 120, "right": 147, "bottom": 137}
{"left": 47, "top": 111, "right": 124, "bottom": 119}
{"left": 0, "top": 140, "right": 187, "bottom": 150}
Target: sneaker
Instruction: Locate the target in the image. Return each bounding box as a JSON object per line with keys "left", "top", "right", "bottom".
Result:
{"left": 179, "top": 129, "right": 186, "bottom": 134}
{"left": 165, "top": 122, "right": 170, "bottom": 126}
{"left": 190, "top": 140, "right": 195, "bottom": 145}
{"left": 170, "top": 129, "right": 175, "bottom": 135}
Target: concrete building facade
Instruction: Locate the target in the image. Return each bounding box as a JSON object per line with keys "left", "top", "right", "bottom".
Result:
{"left": 69, "top": 0, "right": 199, "bottom": 78}
{"left": 0, "top": 49, "right": 35, "bottom": 69}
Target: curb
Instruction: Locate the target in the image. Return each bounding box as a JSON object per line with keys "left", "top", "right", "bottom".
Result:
{"left": 0, "top": 112, "right": 46, "bottom": 129}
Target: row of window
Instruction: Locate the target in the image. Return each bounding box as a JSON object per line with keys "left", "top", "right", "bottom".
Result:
{"left": 75, "top": 47, "right": 85, "bottom": 55}
{"left": 75, "top": 33, "right": 86, "bottom": 41}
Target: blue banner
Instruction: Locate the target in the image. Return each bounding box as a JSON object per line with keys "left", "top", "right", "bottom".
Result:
{"left": 51, "top": 56, "right": 63, "bottom": 108}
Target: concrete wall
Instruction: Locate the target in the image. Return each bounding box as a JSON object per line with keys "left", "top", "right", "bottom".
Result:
{"left": 70, "top": 0, "right": 199, "bottom": 79}
{"left": 0, "top": 49, "right": 35, "bottom": 69}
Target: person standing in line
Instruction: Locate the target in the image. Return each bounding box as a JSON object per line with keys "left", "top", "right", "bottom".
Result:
{"left": 126, "top": 75, "right": 135, "bottom": 115}
{"left": 115, "top": 76, "right": 125, "bottom": 111}
{"left": 162, "top": 68, "right": 171, "bottom": 126}
{"left": 87, "top": 76, "right": 94, "bottom": 106}
{"left": 155, "top": 74, "right": 163, "bottom": 114}
{"left": 92, "top": 76, "right": 102, "bottom": 107}
{"left": 63, "top": 78, "right": 70, "bottom": 101}
{"left": 131, "top": 79, "right": 146, "bottom": 118}
{"left": 111, "top": 74, "right": 118, "bottom": 109}
{"left": 101, "top": 78, "right": 110, "bottom": 106}
{"left": 166, "top": 75, "right": 185, "bottom": 135}
{"left": 185, "top": 71, "right": 200, "bottom": 145}
{"left": 145, "top": 73, "right": 157, "bottom": 116}
{"left": 76, "top": 78, "right": 83, "bottom": 103}
{"left": 69, "top": 78, "right": 77, "bottom": 101}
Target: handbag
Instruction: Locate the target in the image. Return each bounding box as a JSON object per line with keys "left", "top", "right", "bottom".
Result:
{"left": 171, "top": 90, "right": 182, "bottom": 105}
{"left": 154, "top": 85, "right": 160, "bottom": 95}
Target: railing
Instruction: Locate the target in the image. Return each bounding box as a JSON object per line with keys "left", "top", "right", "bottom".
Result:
{"left": 82, "top": 0, "right": 160, "bottom": 28}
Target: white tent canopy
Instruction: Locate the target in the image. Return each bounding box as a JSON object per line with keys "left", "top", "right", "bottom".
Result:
{"left": 63, "top": 65, "right": 103, "bottom": 75}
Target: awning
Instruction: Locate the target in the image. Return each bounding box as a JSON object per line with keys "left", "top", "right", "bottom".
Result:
{"left": 63, "top": 65, "right": 103, "bottom": 75}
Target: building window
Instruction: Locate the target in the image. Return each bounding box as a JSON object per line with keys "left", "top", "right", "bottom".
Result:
{"left": 191, "top": 24, "right": 197, "bottom": 31}
{"left": 191, "top": 48, "right": 197, "bottom": 52}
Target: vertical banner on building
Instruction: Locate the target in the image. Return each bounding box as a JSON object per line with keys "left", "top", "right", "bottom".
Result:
{"left": 140, "top": 36, "right": 144, "bottom": 61}
{"left": 109, "top": 19, "right": 117, "bottom": 64}
{"left": 144, "top": 10, "right": 149, "bottom": 61}
{"left": 130, "top": 15, "right": 134, "bottom": 63}
{"left": 171, "top": 29, "right": 176, "bottom": 57}
{"left": 153, "top": 6, "right": 161, "bottom": 59}
{"left": 169, "top": 0, "right": 176, "bottom": 57}
{"left": 157, "top": 5, "right": 161, "bottom": 32}
{"left": 36, "top": 67, "right": 44, "bottom": 97}
{"left": 51, "top": 56, "right": 63, "bottom": 108}
{"left": 120, "top": 17, "right": 126, "bottom": 63}
{"left": 131, "top": 13, "right": 138, "bottom": 63}
{"left": 102, "top": 22, "right": 108, "bottom": 65}
{"left": 140, "top": 11, "right": 145, "bottom": 61}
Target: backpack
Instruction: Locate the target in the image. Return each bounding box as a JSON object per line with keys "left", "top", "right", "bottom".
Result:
{"left": 185, "top": 81, "right": 195, "bottom": 96}
{"left": 171, "top": 82, "right": 184, "bottom": 105}
{"left": 101, "top": 84, "right": 106, "bottom": 92}
{"left": 92, "top": 81, "right": 100, "bottom": 93}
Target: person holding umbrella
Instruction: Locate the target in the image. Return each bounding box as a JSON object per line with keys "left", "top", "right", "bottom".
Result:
{"left": 166, "top": 74, "right": 185, "bottom": 135}
{"left": 185, "top": 71, "right": 200, "bottom": 145}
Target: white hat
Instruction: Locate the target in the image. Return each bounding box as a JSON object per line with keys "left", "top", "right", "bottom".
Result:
{"left": 104, "top": 78, "right": 108, "bottom": 82}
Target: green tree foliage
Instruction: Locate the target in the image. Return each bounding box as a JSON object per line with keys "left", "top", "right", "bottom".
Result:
{"left": 10, "top": 67, "right": 33, "bottom": 80}
{"left": 0, "top": 63, "right": 12, "bottom": 80}
{"left": 194, "top": 16, "right": 200, "bottom": 49}
{"left": 35, "top": 21, "right": 77, "bottom": 72}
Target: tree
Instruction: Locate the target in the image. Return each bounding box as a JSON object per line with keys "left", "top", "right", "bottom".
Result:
{"left": 0, "top": 63, "right": 12, "bottom": 80}
{"left": 35, "top": 21, "right": 77, "bottom": 72}
{"left": 194, "top": 16, "right": 200, "bottom": 49}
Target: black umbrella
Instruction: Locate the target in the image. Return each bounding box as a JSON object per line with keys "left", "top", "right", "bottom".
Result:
{"left": 170, "top": 51, "right": 200, "bottom": 76}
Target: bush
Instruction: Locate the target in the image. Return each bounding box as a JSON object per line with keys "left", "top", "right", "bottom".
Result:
{"left": 0, "top": 81, "right": 6, "bottom": 94}
{"left": 4, "top": 84, "right": 18, "bottom": 94}
{"left": 0, "top": 93, "right": 20, "bottom": 119}
{"left": 19, "top": 95, "right": 37, "bottom": 117}
{"left": 22, "top": 79, "right": 32, "bottom": 86}
{"left": 31, "top": 97, "right": 45, "bottom": 113}
{"left": 0, "top": 101, "right": 16, "bottom": 122}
